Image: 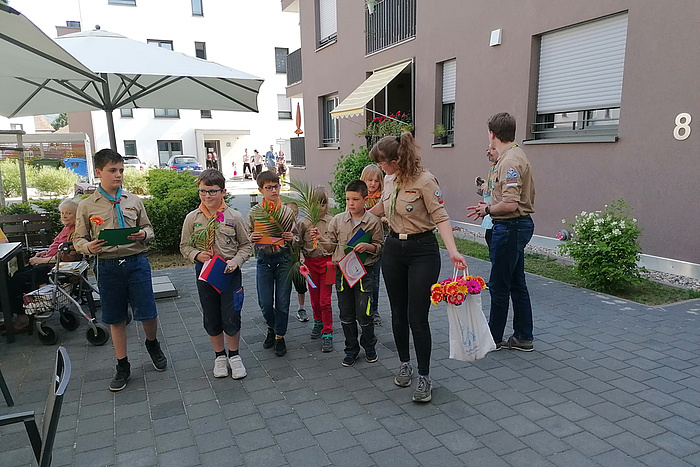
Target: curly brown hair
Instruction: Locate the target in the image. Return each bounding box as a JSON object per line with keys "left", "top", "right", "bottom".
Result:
{"left": 368, "top": 131, "right": 422, "bottom": 186}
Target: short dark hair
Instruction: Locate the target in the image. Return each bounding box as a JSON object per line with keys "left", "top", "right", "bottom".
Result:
{"left": 345, "top": 179, "right": 368, "bottom": 198}
{"left": 256, "top": 170, "right": 280, "bottom": 188}
{"left": 196, "top": 169, "right": 226, "bottom": 189}
{"left": 94, "top": 148, "right": 123, "bottom": 170}
{"left": 488, "top": 112, "right": 516, "bottom": 143}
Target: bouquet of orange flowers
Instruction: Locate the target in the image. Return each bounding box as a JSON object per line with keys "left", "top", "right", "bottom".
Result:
{"left": 430, "top": 273, "right": 486, "bottom": 306}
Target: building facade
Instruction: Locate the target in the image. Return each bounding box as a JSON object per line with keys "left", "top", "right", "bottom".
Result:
{"left": 284, "top": 0, "right": 700, "bottom": 268}
{"left": 10, "top": 0, "right": 301, "bottom": 178}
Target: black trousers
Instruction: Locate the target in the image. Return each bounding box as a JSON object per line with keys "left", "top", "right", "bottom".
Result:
{"left": 382, "top": 234, "right": 441, "bottom": 376}
{"left": 336, "top": 265, "right": 376, "bottom": 356}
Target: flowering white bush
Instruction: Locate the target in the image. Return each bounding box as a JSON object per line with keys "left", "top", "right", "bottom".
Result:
{"left": 558, "top": 199, "right": 643, "bottom": 292}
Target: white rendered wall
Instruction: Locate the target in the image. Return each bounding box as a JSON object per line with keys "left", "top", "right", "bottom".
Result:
{"left": 11, "top": 0, "right": 301, "bottom": 179}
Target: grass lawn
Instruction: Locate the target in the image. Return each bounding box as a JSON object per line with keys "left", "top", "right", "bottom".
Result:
{"left": 439, "top": 235, "right": 700, "bottom": 306}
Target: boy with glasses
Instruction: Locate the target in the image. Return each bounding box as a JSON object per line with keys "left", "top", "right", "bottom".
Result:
{"left": 248, "top": 171, "right": 296, "bottom": 356}
{"left": 181, "top": 169, "right": 253, "bottom": 379}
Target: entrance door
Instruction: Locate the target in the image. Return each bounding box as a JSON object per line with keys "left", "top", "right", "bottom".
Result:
{"left": 204, "top": 140, "right": 221, "bottom": 170}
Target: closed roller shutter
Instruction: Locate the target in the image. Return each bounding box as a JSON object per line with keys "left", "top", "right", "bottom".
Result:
{"left": 442, "top": 59, "right": 456, "bottom": 104}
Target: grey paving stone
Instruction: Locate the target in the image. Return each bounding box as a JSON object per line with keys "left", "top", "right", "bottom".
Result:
{"left": 658, "top": 415, "right": 700, "bottom": 438}
{"left": 592, "top": 449, "right": 646, "bottom": 467}
{"left": 588, "top": 401, "right": 634, "bottom": 422}
{"left": 537, "top": 415, "right": 585, "bottom": 438}
{"left": 355, "top": 427, "right": 400, "bottom": 454}
{"left": 274, "top": 427, "right": 319, "bottom": 454}
{"left": 157, "top": 445, "right": 201, "bottom": 467}
{"left": 73, "top": 446, "right": 115, "bottom": 467}
{"left": 638, "top": 449, "right": 694, "bottom": 467}
{"left": 563, "top": 430, "right": 614, "bottom": 456}
{"left": 457, "top": 446, "right": 511, "bottom": 467}
{"left": 235, "top": 427, "right": 277, "bottom": 452}
{"left": 74, "top": 429, "right": 115, "bottom": 453}
{"left": 116, "top": 446, "right": 157, "bottom": 467}
{"left": 370, "top": 445, "right": 420, "bottom": 467}
{"left": 395, "top": 428, "right": 441, "bottom": 455}
{"left": 190, "top": 413, "right": 228, "bottom": 436}
{"left": 285, "top": 444, "right": 331, "bottom": 467}
{"left": 195, "top": 429, "right": 236, "bottom": 454}
{"left": 340, "top": 412, "right": 382, "bottom": 435}
{"left": 606, "top": 431, "right": 658, "bottom": 457}
{"left": 293, "top": 399, "right": 331, "bottom": 419}
{"left": 155, "top": 428, "right": 195, "bottom": 452}
{"left": 327, "top": 445, "right": 374, "bottom": 467}
{"left": 242, "top": 445, "right": 287, "bottom": 466}
{"left": 648, "top": 432, "right": 700, "bottom": 458}
{"left": 303, "top": 412, "right": 344, "bottom": 435}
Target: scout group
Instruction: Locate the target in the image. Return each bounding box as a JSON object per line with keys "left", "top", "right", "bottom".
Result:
{"left": 72, "top": 112, "right": 534, "bottom": 404}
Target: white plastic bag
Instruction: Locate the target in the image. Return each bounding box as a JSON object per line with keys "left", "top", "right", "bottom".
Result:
{"left": 446, "top": 291, "right": 496, "bottom": 362}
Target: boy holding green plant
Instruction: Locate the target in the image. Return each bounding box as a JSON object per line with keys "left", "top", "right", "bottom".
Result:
{"left": 248, "top": 171, "right": 296, "bottom": 356}
{"left": 180, "top": 169, "right": 253, "bottom": 379}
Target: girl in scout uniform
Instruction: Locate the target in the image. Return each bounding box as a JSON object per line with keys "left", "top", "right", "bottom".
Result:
{"left": 368, "top": 132, "right": 466, "bottom": 403}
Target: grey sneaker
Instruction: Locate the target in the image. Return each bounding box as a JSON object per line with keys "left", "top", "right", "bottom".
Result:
{"left": 229, "top": 355, "right": 247, "bottom": 379}
{"left": 310, "top": 322, "right": 323, "bottom": 339}
{"left": 296, "top": 308, "right": 309, "bottom": 322}
{"left": 321, "top": 335, "right": 333, "bottom": 353}
{"left": 412, "top": 376, "right": 432, "bottom": 402}
{"left": 507, "top": 335, "right": 534, "bottom": 352}
{"left": 394, "top": 362, "right": 413, "bottom": 387}
{"left": 213, "top": 355, "right": 228, "bottom": 378}
{"left": 373, "top": 314, "right": 382, "bottom": 326}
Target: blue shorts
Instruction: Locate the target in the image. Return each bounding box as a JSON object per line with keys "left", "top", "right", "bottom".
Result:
{"left": 195, "top": 263, "right": 244, "bottom": 337}
{"left": 97, "top": 253, "right": 158, "bottom": 325}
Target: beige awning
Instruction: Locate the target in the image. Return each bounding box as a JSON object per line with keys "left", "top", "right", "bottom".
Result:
{"left": 330, "top": 60, "right": 412, "bottom": 118}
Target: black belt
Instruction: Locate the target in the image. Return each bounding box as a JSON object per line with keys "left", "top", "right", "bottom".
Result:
{"left": 388, "top": 230, "right": 435, "bottom": 241}
{"left": 492, "top": 215, "right": 532, "bottom": 224}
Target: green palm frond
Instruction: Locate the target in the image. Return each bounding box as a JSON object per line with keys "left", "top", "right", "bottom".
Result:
{"left": 249, "top": 201, "right": 296, "bottom": 238}
{"left": 289, "top": 180, "right": 322, "bottom": 226}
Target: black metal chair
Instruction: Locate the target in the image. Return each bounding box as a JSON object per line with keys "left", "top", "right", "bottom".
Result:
{"left": 0, "top": 346, "right": 71, "bottom": 467}
{"left": 0, "top": 367, "right": 14, "bottom": 406}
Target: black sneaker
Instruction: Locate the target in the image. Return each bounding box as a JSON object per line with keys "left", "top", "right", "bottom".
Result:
{"left": 373, "top": 314, "right": 382, "bottom": 326}
{"left": 263, "top": 328, "right": 275, "bottom": 349}
{"left": 296, "top": 308, "right": 309, "bottom": 322}
{"left": 321, "top": 335, "right": 333, "bottom": 353}
{"left": 310, "top": 322, "right": 323, "bottom": 340}
{"left": 342, "top": 354, "right": 357, "bottom": 367}
{"left": 507, "top": 335, "right": 534, "bottom": 352}
{"left": 109, "top": 363, "right": 130, "bottom": 392}
{"left": 145, "top": 339, "right": 167, "bottom": 371}
{"left": 494, "top": 341, "right": 505, "bottom": 351}
{"left": 274, "top": 336, "right": 287, "bottom": 356}
{"left": 365, "top": 349, "right": 378, "bottom": 363}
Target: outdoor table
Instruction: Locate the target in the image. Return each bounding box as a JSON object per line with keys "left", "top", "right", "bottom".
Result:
{"left": 0, "top": 242, "right": 24, "bottom": 343}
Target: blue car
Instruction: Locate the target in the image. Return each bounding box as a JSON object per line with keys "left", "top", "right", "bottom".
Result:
{"left": 167, "top": 155, "right": 203, "bottom": 174}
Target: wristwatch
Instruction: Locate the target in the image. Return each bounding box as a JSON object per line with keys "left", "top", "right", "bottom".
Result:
{"left": 485, "top": 205, "right": 491, "bottom": 215}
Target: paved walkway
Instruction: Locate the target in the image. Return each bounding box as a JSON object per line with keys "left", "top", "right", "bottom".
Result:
{"left": 2, "top": 245, "right": 700, "bottom": 465}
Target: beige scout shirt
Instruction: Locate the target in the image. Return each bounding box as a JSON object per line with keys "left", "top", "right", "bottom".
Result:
{"left": 180, "top": 206, "right": 253, "bottom": 267}
{"left": 326, "top": 211, "right": 384, "bottom": 266}
{"left": 74, "top": 190, "right": 154, "bottom": 259}
{"left": 491, "top": 145, "right": 535, "bottom": 219}
{"left": 297, "top": 214, "right": 333, "bottom": 259}
{"left": 381, "top": 171, "right": 450, "bottom": 235}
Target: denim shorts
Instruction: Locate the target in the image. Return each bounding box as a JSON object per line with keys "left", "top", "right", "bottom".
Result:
{"left": 97, "top": 253, "right": 158, "bottom": 325}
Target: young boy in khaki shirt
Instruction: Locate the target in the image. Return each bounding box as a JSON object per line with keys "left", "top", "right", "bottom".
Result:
{"left": 74, "top": 148, "right": 167, "bottom": 392}
{"left": 311, "top": 180, "right": 384, "bottom": 367}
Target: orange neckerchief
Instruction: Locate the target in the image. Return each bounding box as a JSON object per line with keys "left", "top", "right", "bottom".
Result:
{"left": 199, "top": 200, "right": 227, "bottom": 219}
{"left": 365, "top": 190, "right": 381, "bottom": 209}
{"left": 262, "top": 198, "right": 281, "bottom": 213}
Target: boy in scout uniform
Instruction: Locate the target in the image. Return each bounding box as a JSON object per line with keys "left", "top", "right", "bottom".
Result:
{"left": 180, "top": 169, "right": 253, "bottom": 379}
{"left": 468, "top": 112, "right": 536, "bottom": 352}
{"left": 74, "top": 148, "right": 167, "bottom": 392}
{"left": 311, "top": 180, "right": 384, "bottom": 367}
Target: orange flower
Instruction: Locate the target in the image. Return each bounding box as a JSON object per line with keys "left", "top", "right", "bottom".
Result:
{"left": 90, "top": 216, "right": 105, "bottom": 225}
{"left": 475, "top": 276, "right": 486, "bottom": 288}
{"left": 444, "top": 282, "right": 458, "bottom": 296}
{"left": 430, "top": 291, "right": 444, "bottom": 305}
{"left": 430, "top": 283, "right": 444, "bottom": 294}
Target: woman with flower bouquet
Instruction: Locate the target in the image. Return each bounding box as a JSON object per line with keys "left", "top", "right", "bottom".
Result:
{"left": 180, "top": 169, "right": 253, "bottom": 379}
{"left": 368, "top": 132, "right": 466, "bottom": 403}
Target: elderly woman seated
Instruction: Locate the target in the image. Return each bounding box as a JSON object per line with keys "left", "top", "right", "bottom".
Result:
{"left": 7, "top": 198, "right": 81, "bottom": 332}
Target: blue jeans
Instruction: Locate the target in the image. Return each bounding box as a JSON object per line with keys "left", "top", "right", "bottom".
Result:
{"left": 97, "top": 253, "right": 157, "bottom": 324}
{"left": 256, "top": 251, "right": 292, "bottom": 336}
{"left": 488, "top": 216, "right": 534, "bottom": 343}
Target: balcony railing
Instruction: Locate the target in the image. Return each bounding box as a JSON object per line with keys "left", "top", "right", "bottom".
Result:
{"left": 365, "top": 0, "right": 416, "bottom": 55}
{"left": 290, "top": 136, "right": 306, "bottom": 167}
{"left": 286, "top": 48, "right": 302, "bottom": 86}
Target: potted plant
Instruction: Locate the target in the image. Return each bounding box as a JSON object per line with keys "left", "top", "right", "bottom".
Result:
{"left": 432, "top": 124, "right": 448, "bottom": 144}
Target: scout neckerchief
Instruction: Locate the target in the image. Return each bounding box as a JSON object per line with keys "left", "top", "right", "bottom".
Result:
{"left": 98, "top": 186, "right": 126, "bottom": 228}
{"left": 365, "top": 189, "right": 381, "bottom": 209}
{"left": 388, "top": 182, "right": 400, "bottom": 219}
{"left": 199, "top": 200, "right": 227, "bottom": 251}
{"left": 486, "top": 163, "right": 497, "bottom": 195}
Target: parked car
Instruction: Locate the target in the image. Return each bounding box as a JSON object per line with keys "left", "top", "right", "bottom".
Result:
{"left": 167, "top": 155, "right": 203, "bottom": 174}
{"left": 123, "top": 156, "right": 146, "bottom": 171}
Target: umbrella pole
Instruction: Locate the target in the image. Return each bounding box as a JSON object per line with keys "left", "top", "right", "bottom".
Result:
{"left": 105, "top": 109, "right": 117, "bottom": 151}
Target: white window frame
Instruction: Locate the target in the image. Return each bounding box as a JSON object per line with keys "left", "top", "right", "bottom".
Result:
{"left": 277, "top": 95, "right": 292, "bottom": 120}
{"left": 441, "top": 59, "right": 456, "bottom": 142}
{"left": 318, "top": 0, "right": 337, "bottom": 47}
{"left": 321, "top": 95, "right": 339, "bottom": 147}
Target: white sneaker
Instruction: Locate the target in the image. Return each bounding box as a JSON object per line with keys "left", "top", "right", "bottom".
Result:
{"left": 229, "top": 355, "right": 247, "bottom": 380}
{"left": 213, "top": 355, "right": 228, "bottom": 378}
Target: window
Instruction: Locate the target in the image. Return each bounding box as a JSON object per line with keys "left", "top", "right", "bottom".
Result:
{"left": 108, "top": 0, "right": 136, "bottom": 5}
{"left": 154, "top": 108, "right": 180, "bottom": 118}
{"left": 277, "top": 95, "right": 292, "bottom": 120}
{"left": 66, "top": 21, "right": 80, "bottom": 28}
{"left": 157, "top": 140, "right": 183, "bottom": 166}
{"left": 120, "top": 108, "right": 133, "bottom": 118}
{"left": 365, "top": 0, "right": 416, "bottom": 55}
{"left": 147, "top": 39, "right": 173, "bottom": 51}
{"left": 275, "top": 48, "right": 289, "bottom": 73}
{"left": 124, "top": 140, "right": 137, "bottom": 156}
{"left": 200, "top": 110, "right": 212, "bottom": 119}
{"left": 191, "top": 0, "right": 203, "bottom": 16}
{"left": 195, "top": 42, "right": 206, "bottom": 60}
{"left": 10, "top": 123, "right": 23, "bottom": 131}
{"left": 533, "top": 13, "right": 628, "bottom": 141}
{"left": 321, "top": 95, "right": 339, "bottom": 147}
{"left": 317, "top": 0, "right": 337, "bottom": 47}
{"left": 440, "top": 59, "right": 456, "bottom": 142}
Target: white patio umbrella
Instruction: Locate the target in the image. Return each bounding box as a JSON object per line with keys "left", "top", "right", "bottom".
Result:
{"left": 0, "top": 4, "right": 99, "bottom": 80}
{"left": 0, "top": 27, "right": 264, "bottom": 150}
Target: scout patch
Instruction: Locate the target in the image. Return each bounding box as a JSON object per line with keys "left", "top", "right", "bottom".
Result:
{"left": 124, "top": 207, "right": 137, "bottom": 212}
{"left": 194, "top": 223, "right": 202, "bottom": 228}
{"left": 225, "top": 219, "right": 235, "bottom": 228}
{"left": 505, "top": 168, "right": 519, "bottom": 187}
{"left": 404, "top": 190, "right": 417, "bottom": 195}
{"left": 405, "top": 204, "right": 414, "bottom": 212}
{"left": 434, "top": 188, "right": 444, "bottom": 204}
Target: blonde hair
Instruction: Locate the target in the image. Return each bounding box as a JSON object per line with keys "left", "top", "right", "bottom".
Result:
{"left": 369, "top": 131, "right": 422, "bottom": 185}
{"left": 360, "top": 164, "right": 384, "bottom": 194}
{"left": 313, "top": 186, "right": 328, "bottom": 205}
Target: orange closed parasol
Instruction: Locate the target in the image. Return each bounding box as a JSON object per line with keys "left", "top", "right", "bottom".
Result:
{"left": 294, "top": 102, "right": 303, "bottom": 135}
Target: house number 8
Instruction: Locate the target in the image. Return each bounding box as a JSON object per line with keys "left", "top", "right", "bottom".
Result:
{"left": 673, "top": 113, "right": 691, "bottom": 141}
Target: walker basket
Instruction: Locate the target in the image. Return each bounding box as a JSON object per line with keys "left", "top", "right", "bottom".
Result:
{"left": 23, "top": 284, "right": 72, "bottom": 317}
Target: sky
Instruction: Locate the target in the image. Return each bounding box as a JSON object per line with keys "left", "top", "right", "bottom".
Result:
{"left": 9, "top": 0, "right": 83, "bottom": 38}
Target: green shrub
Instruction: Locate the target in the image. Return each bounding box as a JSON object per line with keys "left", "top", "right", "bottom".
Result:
{"left": 329, "top": 146, "right": 372, "bottom": 210}
{"left": 123, "top": 167, "right": 149, "bottom": 195}
{"left": 33, "top": 167, "right": 78, "bottom": 196}
{"left": 0, "top": 160, "right": 38, "bottom": 198}
{"left": 558, "top": 199, "right": 643, "bottom": 292}
{"left": 31, "top": 198, "right": 63, "bottom": 234}
{"left": 0, "top": 202, "right": 34, "bottom": 215}
{"left": 143, "top": 171, "right": 200, "bottom": 252}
